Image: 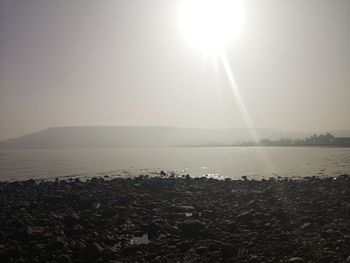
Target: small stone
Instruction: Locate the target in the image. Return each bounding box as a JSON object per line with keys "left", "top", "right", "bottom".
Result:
{"left": 56, "top": 254, "right": 72, "bottom": 263}
{"left": 26, "top": 226, "right": 44, "bottom": 236}
{"left": 288, "top": 257, "right": 305, "bottom": 263}
{"left": 176, "top": 205, "right": 194, "bottom": 212}
{"left": 247, "top": 200, "right": 257, "bottom": 207}
{"left": 237, "top": 211, "right": 253, "bottom": 221}
{"left": 301, "top": 222, "right": 311, "bottom": 230}
{"left": 195, "top": 246, "right": 208, "bottom": 255}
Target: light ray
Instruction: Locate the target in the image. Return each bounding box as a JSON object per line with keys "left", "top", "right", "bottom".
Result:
{"left": 219, "top": 51, "right": 260, "bottom": 142}
{"left": 218, "top": 50, "right": 275, "bottom": 177}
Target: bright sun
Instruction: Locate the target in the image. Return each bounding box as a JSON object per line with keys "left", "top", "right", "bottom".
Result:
{"left": 178, "top": 0, "right": 244, "bottom": 53}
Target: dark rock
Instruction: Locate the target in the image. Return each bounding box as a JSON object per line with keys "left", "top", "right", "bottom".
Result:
{"left": 237, "top": 210, "right": 254, "bottom": 221}
{"left": 300, "top": 222, "right": 311, "bottom": 230}
{"left": 121, "top": 244, "right": 139, "bottom": 256}
{"left": 56, "top": 254, "right": 72, "bottom": 263}
{"left": 146, "top": 222, "right": 162, "bottom": 239}
{"left": 145, "top": 253, "right": 157, "bottom": 261}
{"left": 9, "top": 219, "right": 25, "bottom": 228}
{"left": 272, "top": 208, "right": 287, "bottom": 221}
{"left": 101, "top": 206, "right": 117, "bottom": 218}
{"left": 101, "top": 248, "right": 114, "bottom": 261}
{"left": 176, "top": 241, "right": 191, "bottom": 252}
{"left": 220, "top": 243, "right": 237, "bottom": 260}
{"left": 48, "top": 238, "right": 66, "bottom": 250}
{"left": 179, "top": 219, "right": 205, "bottom": 237}
{"left": 44, "top": 194, "right": 62, "bottom": 204}
{"left": 195, "top": 245, "right": 208, "bottom": 255}
{"left": 0, "top": 246, "right": 17, "bottom": 261}
{"left": 248, "top": 255, "right": 260, "bottom": 263}
{"left": 26, "top": 226, "right": 44, "bottom": 236}
{"left": 175, "top": 205, "right": 194, "bottom": 212}
{"left": 134, "top": 230, "right": 144, "bottom": 237}
{"left": 116, "top": 195, "right": 131, "bottom": 206}
{"left": 83, "top": 242, "right": 104, "bottom": 261}
{"left": 64, "top": 213, "right": 80, "bottom": 227}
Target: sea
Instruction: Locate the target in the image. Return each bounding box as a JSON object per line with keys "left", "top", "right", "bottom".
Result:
{"left": 0, "top": 147, "right": 349, "bottom": 181}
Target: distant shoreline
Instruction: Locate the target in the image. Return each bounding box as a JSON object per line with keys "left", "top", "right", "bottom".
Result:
{"left": 1, "top": 145, "right": 350, "bottom": 150}
{"left": 189, "top": 144, "right": 350, "bottom": 148}
{"left": 1, "top": 126, "right": 349, "bottom": 149}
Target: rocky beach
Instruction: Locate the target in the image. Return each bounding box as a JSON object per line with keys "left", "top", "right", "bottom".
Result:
{"left": 0, "top": 174, "right": 349, "bottom": 263}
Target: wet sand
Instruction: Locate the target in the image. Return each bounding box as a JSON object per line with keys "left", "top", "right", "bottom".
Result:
{"left": 0, "top": 174, "right": 349, "bottom": 262}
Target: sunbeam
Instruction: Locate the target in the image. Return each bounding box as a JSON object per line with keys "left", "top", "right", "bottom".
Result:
{"left": 218, "top": 50, "right": 275, "bottom": 176}
{"left": 219, "top": 51, "right": 259, "bottom": 142}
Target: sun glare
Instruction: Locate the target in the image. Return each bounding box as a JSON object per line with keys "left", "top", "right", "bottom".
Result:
{"left": 178, "top": 0, "right": 244, "bottom": 54}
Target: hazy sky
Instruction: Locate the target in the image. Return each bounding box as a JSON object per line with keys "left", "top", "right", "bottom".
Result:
{"left": 1, "top": 0, "right": 350, "bottom": 139}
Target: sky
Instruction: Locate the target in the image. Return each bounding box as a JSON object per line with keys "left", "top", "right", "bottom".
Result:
{"left": 1, "top": 0, "right": 350, "bottom": 140}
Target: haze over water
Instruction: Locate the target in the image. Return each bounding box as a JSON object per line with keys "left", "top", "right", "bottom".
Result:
{"left": 1, "top": 147, "right": 349, "bottom": 181}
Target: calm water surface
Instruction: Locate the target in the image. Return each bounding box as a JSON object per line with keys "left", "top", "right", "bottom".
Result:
{"left": 0, "top": 147, "right": 349, "bottom": 181}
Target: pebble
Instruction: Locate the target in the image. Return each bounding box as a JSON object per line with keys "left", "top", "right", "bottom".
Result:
{"left": 288, "top": 257, "right": 305, "bottom": 263}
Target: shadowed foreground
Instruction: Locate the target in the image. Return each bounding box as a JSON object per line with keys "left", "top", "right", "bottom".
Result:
{"left": 0, "top": 175, "right": 349, "bottom": 263}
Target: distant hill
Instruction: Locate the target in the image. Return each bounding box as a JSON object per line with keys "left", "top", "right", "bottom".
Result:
{"left": 0, "top": 126, "right": 328, "bottom": 149}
